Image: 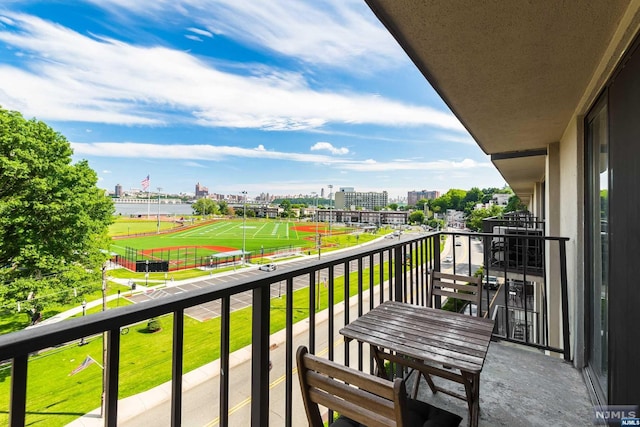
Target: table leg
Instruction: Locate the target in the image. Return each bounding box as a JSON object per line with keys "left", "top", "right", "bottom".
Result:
{"left": 370, "top": 345, "right": 388, "bottom": 379}
{"left": 460, "top": 371, "right": 480, "bottom": 427}
{"left": 411, "top": 370, "right": 438, "bottom": 399}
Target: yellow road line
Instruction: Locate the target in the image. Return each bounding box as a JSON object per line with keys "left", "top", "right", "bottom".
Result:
{"left": 204, "top": 346, "right": 331, "bottom": 426}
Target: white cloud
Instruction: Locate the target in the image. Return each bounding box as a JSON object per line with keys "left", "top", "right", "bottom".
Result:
{"left": 310, "top": 142, "right": 349, "bottom": 155}
{"left": 72, "top": 141, "right": 491, "bottom": 174}
{"left": 434, "top": 132, "right": 477, "bottom": 145}
{"left": 102, "top": 169, "right": 112, "bottom": 173}
{"left": 182, "top": 161, "right": 205, "bottom": 168}
{"left": 0, "top": 13, "right": 465, "bottom": 132}
{"left": 184, "top": 34, "right": 202, "bottom": 42}
{"left": 84, "top": 0, "right": 402, "bottom": 70}
{"left": 0, "top": 16, "right": 14, "bottom": 26}
{"left": 186, "top": 27, "right": 213, "bottom": 38}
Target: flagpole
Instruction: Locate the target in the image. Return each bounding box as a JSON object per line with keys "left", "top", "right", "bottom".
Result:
{"left": 147, "top": 175, "right": 151, "bottom": 219}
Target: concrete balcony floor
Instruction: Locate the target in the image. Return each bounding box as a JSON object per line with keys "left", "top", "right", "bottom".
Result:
{"left": 408, "top": 341, "right": 593, "bottom": 426}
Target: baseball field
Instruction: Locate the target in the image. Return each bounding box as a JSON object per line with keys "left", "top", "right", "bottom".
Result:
{"left": 109, "top": 218, "right": 355, "bottom": 270}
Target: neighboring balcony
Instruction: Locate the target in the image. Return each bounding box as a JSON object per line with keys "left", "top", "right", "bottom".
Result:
{"left": 482, "top": 212, "right": 545, "bottom": 278}
{"left": 0, "top": 231, "right": 589, "bottom": 426}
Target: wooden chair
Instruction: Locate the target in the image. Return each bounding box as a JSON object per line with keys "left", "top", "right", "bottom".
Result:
{"left": 430, "top": 271, "right": 482, "bottom": 317}
{"left": 410, "top": 271, "right": 484, "bottom": 400}
{"left": 297, "top": 346, "right": 461, "bottom": 427}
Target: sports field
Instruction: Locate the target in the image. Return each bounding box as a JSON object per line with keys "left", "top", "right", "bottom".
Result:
{"left": 109, "top": 219, "right": 347, "bottom": 270}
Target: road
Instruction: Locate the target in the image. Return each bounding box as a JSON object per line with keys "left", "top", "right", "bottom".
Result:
{"left": 119, "top": 264, "right": 390, "bottom": 426}
{"left": 78, "top": 232, "right": 469, "bottom": 426}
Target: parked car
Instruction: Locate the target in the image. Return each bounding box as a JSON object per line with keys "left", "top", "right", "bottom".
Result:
{"left": 484, "top": 275, "right": 499, "bottom": 290}
{"left": 455, "top": 240, "right": 462, "bottom": 246}
{"left": 259, "top": 263, "right": 277, "bottom": 272}
{"left": 443, "top": 256, "right": 453, "bottom": 263}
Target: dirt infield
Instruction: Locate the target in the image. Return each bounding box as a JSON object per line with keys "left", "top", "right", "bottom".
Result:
{"left": 290, "top": 225, "right": 329, "bottom": 233}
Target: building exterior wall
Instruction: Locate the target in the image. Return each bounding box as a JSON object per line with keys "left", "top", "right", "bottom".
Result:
{"left": 407, "top": 190, "right": 440, "bottom": 206}
{"left": 550, "top": 3, "right": 640, "bottom": 402}
{"left": 334, "top": 190, "right": 388, "bottom": 210}
{"left": 316, "top": 209, "right": 407, "bottom": 225}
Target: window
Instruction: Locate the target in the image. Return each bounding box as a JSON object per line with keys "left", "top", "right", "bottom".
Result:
{"left": 586, "top": 95, "right": 608, "bottom": 402}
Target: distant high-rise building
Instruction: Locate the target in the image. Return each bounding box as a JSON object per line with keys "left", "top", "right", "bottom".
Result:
{"left": 407, "top": 190, "right": 440, "bottom": 206}
{"left": 195, "top": 182, "right": 209, "bottom": 198}
{"left": 320, "top": 187, "right": 325, "bottom": 198}
{"left": 335, "top": 189, "right": 388, "bottom": 210}
{"left": 115, "top": 183, "right": 123, "bottom": 198}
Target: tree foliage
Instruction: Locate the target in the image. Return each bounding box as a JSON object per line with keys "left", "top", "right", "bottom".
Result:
{"left": 192, "top": 198, "right": 218, "bottom": 215}
{"left": 466, "top": 204, "right": 504, "bottom": 231}
{"left": 408, "top": 210, "right": 425, "bottom": 224}
{"left": 218, "top": 200, "right": 229, "bottom": 215}
{"left": 504, "top": 195, "right": 527, "bottom": 213}
{"left": 0, "top": 107, "right": 114, "bottom": 312}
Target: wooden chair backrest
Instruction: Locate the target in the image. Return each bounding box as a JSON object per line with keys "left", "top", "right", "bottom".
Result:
{"left": 296, "top": 346, "right": 407, "bottom": 427}
{"left": 430, "top": 271, "right": 482, "bottom": 317}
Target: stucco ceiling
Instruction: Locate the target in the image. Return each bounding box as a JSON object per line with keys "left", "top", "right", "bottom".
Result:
{"left": 366, "top": 0, "right": 629, "bottom": 193}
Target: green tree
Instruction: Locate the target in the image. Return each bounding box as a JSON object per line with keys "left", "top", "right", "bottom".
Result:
{"left": 415, "top": 198, "right": 429, "bottom": 211}
{"left": 463, "top": 187, "right": 483, "bottom": 205}
{"left": 192, "top": 198, "right": 218, "bottom": 215}
{"left": 0, "top": 107, "right": 114, "bottom": 313}
{"left": 408, "top": 210, "right": 425, "bottom": 224}
{"left": 280, "top": 199, "right": 292, "bottom": 216}
{"left": 504, "top": 195, "right": 526, "bottom": 213}
{"left": 218, "top": 200, "right": 229, "bottom": 215}
{"left": 388, "top": 203, "right": 398, "bottom": 211}
{"left": 466, "top": 204, "right": 503, "bottom": 231}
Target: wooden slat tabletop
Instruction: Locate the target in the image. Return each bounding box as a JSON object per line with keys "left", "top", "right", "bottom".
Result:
{"left": 340, "top": 301, "right": 495, "bottom": 374}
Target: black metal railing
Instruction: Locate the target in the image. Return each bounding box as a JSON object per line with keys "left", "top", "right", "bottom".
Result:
{"left": 482, "top": 213, "right": 546, "bottom": 278}
{"left": 0, "top": 231, "right": 569, "bottom": 426}
{"left": 439, "top": 230, "right": 570, "bottom": 358}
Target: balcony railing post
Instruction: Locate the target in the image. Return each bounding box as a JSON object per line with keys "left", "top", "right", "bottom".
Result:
{"left": 9, "top": 355, "right": 27, "bottom": 427}
{"left": 559, "top": 239, "right": 571, "bottom": 361}
{"left": 171, "top": 309, "right": 184, "bottom": 427}
{"left": 251, "top": 285, "right": 270, "bottom": 427}
{"left": 394, "top": 245, "right": 404, "bottom": 302}
{"left": 309, "top": 272, "right": 316, "bottom": 354}
{"left": 105, "top": 329, "right": 121, "bottom": 427}
{"left": 285, "top": 277, "right": 294, "bottom": 427}
{"left": 219, "top": 297, "right": 230, "bottom": 427}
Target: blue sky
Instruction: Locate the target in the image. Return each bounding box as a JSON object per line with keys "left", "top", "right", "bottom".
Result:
{"left": 0, "top": 1, "right": 505, "bottom": 199}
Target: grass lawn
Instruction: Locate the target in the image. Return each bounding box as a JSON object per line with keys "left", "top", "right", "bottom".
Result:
{"left": 109, "top": 219, "right": 357, "bottom": 258}
{"left": 0, "top": 225, "right": 431, "bottom": 425}
{"left": 0, "top": 283, "right": 130, "bottom": 336}
{"left": 109, "top": 218, "right": 184, "bottom": 236}
{"left": 0, "top": 254, "right": 413, "bottom": 426}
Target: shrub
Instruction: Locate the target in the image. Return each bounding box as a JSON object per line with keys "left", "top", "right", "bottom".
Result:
{"left": 147, "top": 317, "right": 162, "bottom": 333}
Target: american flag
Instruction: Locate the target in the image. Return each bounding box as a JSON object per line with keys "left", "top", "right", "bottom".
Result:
{"left": 141, "top": 175, "right": 150, "bottom": 191}
{"left": 69, "top": 355, "right": 95, "bottom": 376}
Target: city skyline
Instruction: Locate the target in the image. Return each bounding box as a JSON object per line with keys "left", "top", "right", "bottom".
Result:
{"left": 0, "top": 1, "right": 506, "bottom": 198}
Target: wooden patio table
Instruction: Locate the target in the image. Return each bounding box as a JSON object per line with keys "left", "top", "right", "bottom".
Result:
{"left": 339, "top": 300, "right": 495, "bottom": 427}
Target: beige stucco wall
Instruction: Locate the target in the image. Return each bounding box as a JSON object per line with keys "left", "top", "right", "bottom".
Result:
{"left": 556, "top": 119, "right": 583, "bottom": 366}
{"left": 552, "top": 0, "right": 640, "bottom": 368}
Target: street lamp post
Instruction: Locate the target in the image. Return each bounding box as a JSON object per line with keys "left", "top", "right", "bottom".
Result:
{"left": 145, "top": 259, "right": 149, "bottom": 287}
{"left": 311, "top": 192, "right": 317, "bottom": 257}
{"left": 79, "top": 300, "right": 87, "bottom": 346}
{"left": 157, "top": 187, "right": 162, "bottom": 234}
{"left": 242, "top": 190, "right": 247, "bottom": 265}
{"left": 328, "top": 184, "right": 333, "bottom": 236}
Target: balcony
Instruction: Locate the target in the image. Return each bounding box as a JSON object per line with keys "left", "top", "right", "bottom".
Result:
{"left": 0, "top": 231, "right": 589, "bottom": 426}
{"left": 482, "top": 212, "right": 545, "bottom": 279}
